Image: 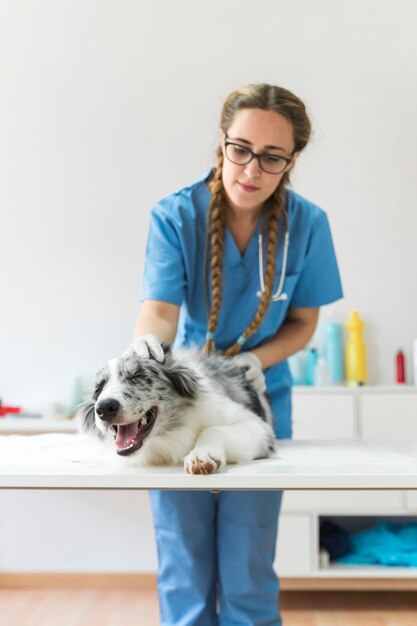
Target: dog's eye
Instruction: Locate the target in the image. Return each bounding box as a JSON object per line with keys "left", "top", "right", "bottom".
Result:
{"left": 93, "top": 379, "right": 106, "bottom": 398}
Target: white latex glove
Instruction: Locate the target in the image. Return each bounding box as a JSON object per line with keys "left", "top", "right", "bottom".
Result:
{"left": 234, "top": 352, "right": 266, "bottom": 394}
{"left": 131, "top": 334, "right": 165, "bottom": 363}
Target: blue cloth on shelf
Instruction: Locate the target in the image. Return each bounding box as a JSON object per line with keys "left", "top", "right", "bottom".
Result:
{"left": 337, "top": 522, "right": 417, "bottom": 567}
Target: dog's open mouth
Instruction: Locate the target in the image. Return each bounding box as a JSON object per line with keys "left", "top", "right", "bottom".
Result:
{"left": 112, "top": 406, "right": 158, "bottom": 456}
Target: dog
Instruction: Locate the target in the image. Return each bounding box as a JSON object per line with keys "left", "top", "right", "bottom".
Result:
{"left": 77, "top": 344, "right": 276, "bottom": 474}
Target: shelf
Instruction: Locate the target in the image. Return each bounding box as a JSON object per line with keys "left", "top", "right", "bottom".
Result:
{"left": 318, "top": 563, "right": 417, "bottom": 578}
{"left": 0, "top": 419, "right": 78, "bottom": 434}
{"left": 293, "top": 385, "right": 417, "bottom": 395}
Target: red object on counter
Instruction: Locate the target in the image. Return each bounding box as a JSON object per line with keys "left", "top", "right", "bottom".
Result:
{"left": 0, "top": 405, "right": 22, "bottom": 417}
{"left": 396, "top": 350, "right": 406, "bottom": 384}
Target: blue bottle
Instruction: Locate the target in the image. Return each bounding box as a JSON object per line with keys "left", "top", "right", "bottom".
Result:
{"left": 306, "top": 348, "right": 318, "bottom": 386}
{"left": 324, "top": 322, "right": 344, "bottom": 383}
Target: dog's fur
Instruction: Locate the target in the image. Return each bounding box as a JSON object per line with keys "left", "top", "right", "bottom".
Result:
{"left": 77, "top": 344, "right": 276, "bottom": 474}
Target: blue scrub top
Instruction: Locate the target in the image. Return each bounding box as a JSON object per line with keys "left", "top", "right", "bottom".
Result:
{"left": 139, "top": 171, "right": 343, "bottom": 438}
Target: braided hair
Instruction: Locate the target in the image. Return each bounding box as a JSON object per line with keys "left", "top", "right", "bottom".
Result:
{"left": 202, "top": 83, "right": 311, "bottom": 355}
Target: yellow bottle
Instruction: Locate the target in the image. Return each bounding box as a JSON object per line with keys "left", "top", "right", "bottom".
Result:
{"left": 345, "top": 310, "right": 367, "bottom": 385}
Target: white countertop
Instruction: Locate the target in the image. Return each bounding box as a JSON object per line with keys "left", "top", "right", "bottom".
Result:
{"left": 1, "top": 434, "right": 417, "bottom": 490}
{"left": 0, "top": 419, "right": 77, "bottom": 434}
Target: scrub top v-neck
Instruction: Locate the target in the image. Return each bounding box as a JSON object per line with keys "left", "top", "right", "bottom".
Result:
{"left": 224, "top": 223, "right": 259, "bottom": 269}
{"left": 139, "top": 170, "right": 343, "bottom": 438}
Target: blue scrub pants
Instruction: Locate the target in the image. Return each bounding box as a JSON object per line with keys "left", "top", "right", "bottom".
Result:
{"left": 149, "top": 490, "right": 283, "bottom": 626}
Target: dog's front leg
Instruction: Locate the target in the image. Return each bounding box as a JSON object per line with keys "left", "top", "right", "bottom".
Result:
{"left": 183, "top": 428, "right": 226, "bottom": 474}
{"left": 184, "top": 411, "right": 275, "bottom": 474}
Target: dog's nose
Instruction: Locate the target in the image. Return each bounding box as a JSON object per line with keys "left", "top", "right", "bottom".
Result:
{"left": 96, "top": 398, "right": 120, "bottom": 421}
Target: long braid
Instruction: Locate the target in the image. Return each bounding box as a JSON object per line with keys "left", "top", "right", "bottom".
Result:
{"left": 224, "top": 181, "right": 286, "bottom": 356}
{"left": 202, "top": 153, "right": 227, "bottom": 354}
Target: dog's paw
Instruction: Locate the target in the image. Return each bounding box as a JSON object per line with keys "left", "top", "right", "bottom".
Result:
{"left": 183, "top": 449, "right": 224, "bottom": 475}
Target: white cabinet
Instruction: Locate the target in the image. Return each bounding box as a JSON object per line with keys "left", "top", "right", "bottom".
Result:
{"left": 359, "top": 390, "right": 417, "bottom": 442}
{"left": 276, "top": 385, "right": 417, "bottom": 588}
{"left": 282, "top": 490, "right": 403, "bottom": 513}
{"left": 275, "top": 514, "right": 313, "bottom": 575}
{"left": 292, "top": 391, "right": 356, "bottom": 439}
{"left": 405, "top": 492, "right": 417, "bottom": 511}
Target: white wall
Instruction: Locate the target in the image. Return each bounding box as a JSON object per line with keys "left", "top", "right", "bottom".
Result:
{"left": 0, "top": 490, "right": 157, "bottom": 572}
{"left": 1, "top": 0, "right": 417, "bottom": 413}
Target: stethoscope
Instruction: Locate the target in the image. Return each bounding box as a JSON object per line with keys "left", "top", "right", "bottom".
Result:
{"left": 256, "top": 207, "right": 290, "bottom": 302}
{"left": 203, "top": 205, "right": 290, "bottom": 316}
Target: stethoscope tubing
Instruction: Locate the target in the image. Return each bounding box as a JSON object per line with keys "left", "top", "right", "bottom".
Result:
{"left": 256, "top": 208, "right": 290, "bottom": 302}
{"left": 203, "top": 207, "right": 290, "bottom": 316}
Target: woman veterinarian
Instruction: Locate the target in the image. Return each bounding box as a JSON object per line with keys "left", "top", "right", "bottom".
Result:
{"left": 133, "top": 84, "right": 343, "bottom": 626}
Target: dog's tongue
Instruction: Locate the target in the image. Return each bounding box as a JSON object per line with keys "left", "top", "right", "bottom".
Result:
{"left": 115, "top": 423, "right": 139, "bottom": 449}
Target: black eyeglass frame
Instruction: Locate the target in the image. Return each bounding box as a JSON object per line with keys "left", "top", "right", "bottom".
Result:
{"left": 223, "top": 136, "right": 294, "bottom": 174}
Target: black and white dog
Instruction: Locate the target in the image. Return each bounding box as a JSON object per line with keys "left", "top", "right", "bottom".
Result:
{"left": 77, "top": 344, "right": 276, "bottom": 474}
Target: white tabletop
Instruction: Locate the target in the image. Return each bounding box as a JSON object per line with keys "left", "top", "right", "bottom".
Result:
{"left": 0, "top": 434, "right": 417, "bottom": 490}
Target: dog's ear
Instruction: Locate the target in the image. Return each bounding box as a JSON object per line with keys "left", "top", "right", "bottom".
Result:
{"left": 76, "top": 400, "right": 104, "bottom": 438}
{"left": 160, "top": 342, "right": 173, "bottom": 358}
{"left": 164, "top": 364, "right": 198, "bottom": 399}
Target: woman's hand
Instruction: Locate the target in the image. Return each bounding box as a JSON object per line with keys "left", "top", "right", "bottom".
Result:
{"left": 128, "top": 334, "right": 165, "bottom": 362}
{"left": 234, "top": 352, "right": 266, "bottom": 394}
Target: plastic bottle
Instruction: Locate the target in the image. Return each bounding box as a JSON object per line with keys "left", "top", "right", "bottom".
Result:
{"left": 324, "top": 322, "right": 344, "bottom": 384}
{"left": 306, "top": 348, "right": 318, "bottom": 386}
{"left": 288, "top": 349, "right": 308, "bottom": 385}
{"left": 345, "top": 310, "right": 367, "bottom": 386}
{"left": 68, "top": 376, "right": 87, "bottom": 417}
{"left": 314, "top": 355, "right": 331, "bottom": 387}
{"left": 413, "top": 339, "right": 417, "bottom": 386}
{"left": 396, "top": 350, "right": 405, "bottom": 384}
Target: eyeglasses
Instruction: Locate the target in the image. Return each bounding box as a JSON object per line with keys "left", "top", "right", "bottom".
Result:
{"left": 224, "top": 137, "right": 293, "bottom": 175}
